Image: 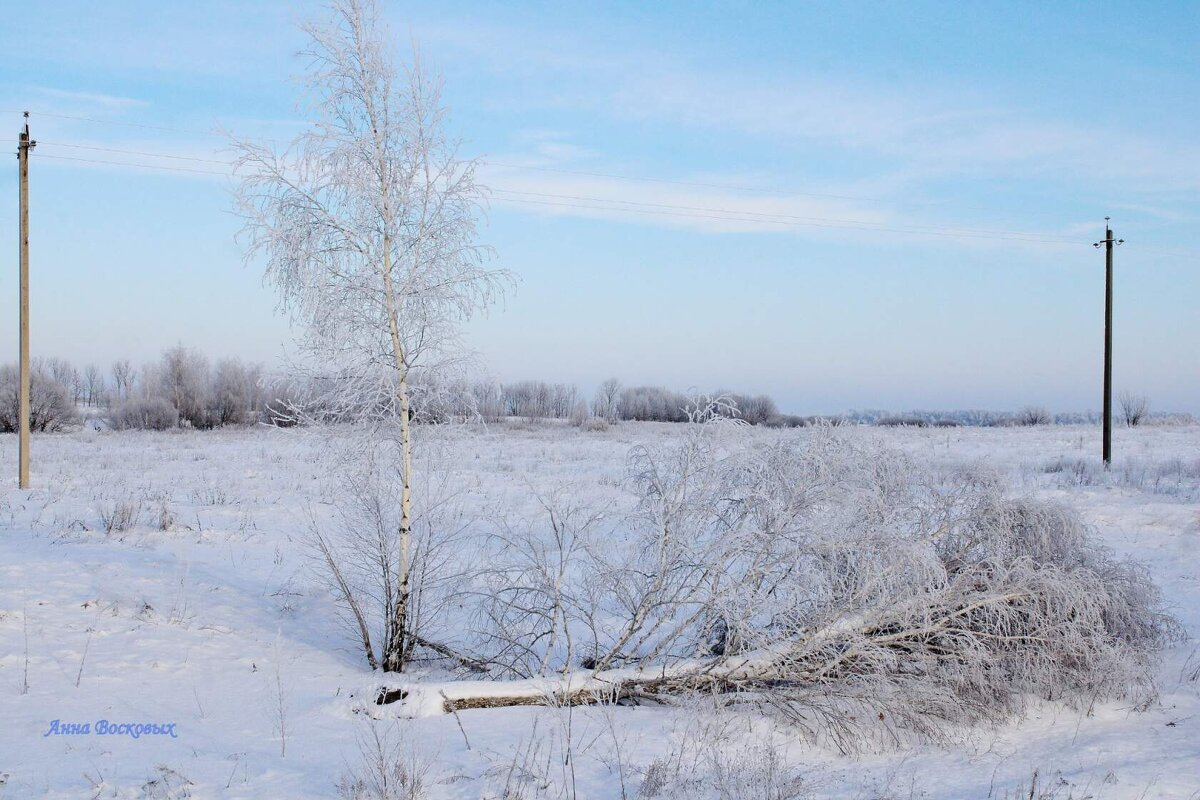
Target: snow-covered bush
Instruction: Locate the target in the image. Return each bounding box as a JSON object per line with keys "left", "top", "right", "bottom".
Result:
{"left": 158, "top": 345, "right": 212, "bottom": 428}
{"left": 1018, "top": 406, "right": 1053, "bottom": 426}
{"left": 107, "top": 397, "right": 179, "bottom": 431}
{"left": 0, "top": 361, "right": 79, "bottom": 432}
{"left": 1120, "top": 391, "right": 1149, "bottom": 427}
{"left": 464, "top": 420, "right": 1179, "bottom": 747}
{"left": 582, "top": 416, "right": 610, "bottom": 432}
{"left": 208, "top": 358, "right": 259, "bottom": 426}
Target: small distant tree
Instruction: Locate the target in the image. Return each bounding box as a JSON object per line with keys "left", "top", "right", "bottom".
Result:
{"left": 233, "top": 0, "right": 508, "bottom": 672}
{"left": 569, "top": 398, "right": 590, "bottom": 426}
{"left": 471, "top": 380, "right": 505, "bottom": 423}
{"left": 83, "top": 364, "right": 104, "bottom": 407}
{"left": 69, "top": 370, "right": 85, "bottom": 405}
{"left": 550, "top": 383, "right": 577, "bottom": 418}
{"left": 210, "top": 359, "right": 252, "bottom": 426}
{"left": 112, "top": 359, "right": 133, "bottom": 402}
{"left": 44, "top": 358, "right": 83, "bottom": 405}
{"left": 592, "top": 377, "right": 621, "bottom": 421}
{"left": 45, "top": 358, "right": 75, "bottom": 389}
{"left": 1120, "top": 391, "right": 1149, "bottom": 427}
{"left": 1018, "top": 406, "right": 1052, "bottom": 426}
{"left": 160, "top": 345, "right": 211, "bottom": 428}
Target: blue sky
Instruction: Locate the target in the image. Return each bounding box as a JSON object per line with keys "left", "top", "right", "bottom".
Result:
{"left": 1, "top": 0, "right": 1197, "bottom": 414}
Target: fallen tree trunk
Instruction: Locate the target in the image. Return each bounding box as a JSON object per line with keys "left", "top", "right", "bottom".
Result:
{"left": 375, "top": 555, "right": 1176, "bottom": 723}
{"left": 376, "top": 643, "right": 800, "bottom": 716}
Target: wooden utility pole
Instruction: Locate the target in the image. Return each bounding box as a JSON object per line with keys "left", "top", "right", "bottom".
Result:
{"left": 1094, "top": 218, "right": 1122, "bottom": 468}
{"left": 17, "top": 113, "right": 34, "bottom": 489}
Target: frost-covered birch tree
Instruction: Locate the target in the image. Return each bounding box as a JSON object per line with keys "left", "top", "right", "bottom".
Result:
{"left": 233, "top": 0, "right": 507, "bottom": 672}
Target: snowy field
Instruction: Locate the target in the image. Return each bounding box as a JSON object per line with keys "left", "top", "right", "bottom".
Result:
{"left": 1, "top": 421, "right": 1198, "bottom": 799}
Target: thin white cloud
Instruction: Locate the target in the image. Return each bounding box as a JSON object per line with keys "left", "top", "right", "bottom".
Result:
{"left": 421, "top": 19, "right": 1200, "bottom": 193}
{"left": 479, "top": 156, "right": 1085, "bottom": 252}
{"left": 34, "top": 87, "right": 149, "bottom": 110}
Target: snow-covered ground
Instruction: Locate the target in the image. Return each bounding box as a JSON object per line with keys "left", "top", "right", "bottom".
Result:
{"left": 1, "top": 422, "right": 1198, "bottom": 799}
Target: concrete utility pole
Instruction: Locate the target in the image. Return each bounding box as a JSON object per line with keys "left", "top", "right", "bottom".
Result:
{"left": 1093, "top": 218, "right": 1123, "bottom": 468}
{"left": 17, "top": 113, "right": 35, "bottom": 489}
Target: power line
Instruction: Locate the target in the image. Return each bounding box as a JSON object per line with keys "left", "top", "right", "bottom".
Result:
{"left": 37, "top": 140, "right": 232, "bottom": 164}
{"left": 36, "top": 153, "right": 230, "bottom": 176}
{"left": 2, "top": 109, "right": 226, "bottom": 139}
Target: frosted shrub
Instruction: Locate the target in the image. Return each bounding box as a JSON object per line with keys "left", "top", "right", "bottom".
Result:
{"left": 0, "top": 362, "right": 78, "bottom": 432}
{"left": 208, "top": 358, "right": 255, "bottom": 426}
{"left": 108, "top": 397, "right": 180, "bottom": 431}
{"left": 1119, "top": 391, "right": 1149, "bottom": 427}
{"left": 476, "top": 421, "right": 1180, "bottom": 747}
{"left": 159, "top": 345, "right": 212, "bottom": 428}
{"left": 1018, "top": 406, "right": 1052, "bottom": 426}
{"left": 582, "top": 416, "right": 610, "bottom": 432}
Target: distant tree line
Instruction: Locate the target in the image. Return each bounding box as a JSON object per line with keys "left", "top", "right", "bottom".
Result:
{"left": 0, "top": 347, "right": 291, "bottom": 432}
{"left": 853, "top": 408, "right": 1067, "bottom": 428}
{"left": 401, "top": 377, "right": 814, "bottom": 428}
{"left": 2, "top": 352, "right": 1188, "bottom": 433}
{"left": 849, "top": 402, "right": 1190, "bottom": 428}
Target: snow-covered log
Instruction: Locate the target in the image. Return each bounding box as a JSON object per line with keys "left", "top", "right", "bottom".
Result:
{"left": 379, "top": 644, "right": 795, "bottom": 716}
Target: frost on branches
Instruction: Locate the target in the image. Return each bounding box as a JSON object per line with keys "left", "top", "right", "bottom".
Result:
{"left": 232, "top": 0, "right": 507, "bottom": 672}
{"left": 383, "top": 411, "right": 1179, "bottom": 749}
